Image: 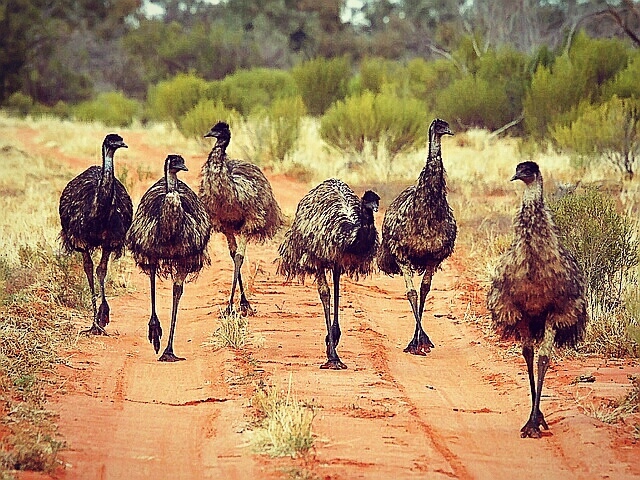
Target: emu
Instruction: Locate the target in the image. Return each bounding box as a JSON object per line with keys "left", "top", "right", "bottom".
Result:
{"left": 487, "top": 161, "right": 587, "bottom": 438}
{"left": 200, "top": 121, "right": 284, "bottom": 315}
{"left": 278, "top": 179, "right": 380, "bottom": 369}
{"left": 378, "top": 118, "right": 455, "bottom": 355}
{"left": 127, "top": 155, "right": 211, "bottom": 362}
{"left": 59, "top": 133, "right": 132, "bottom": 335}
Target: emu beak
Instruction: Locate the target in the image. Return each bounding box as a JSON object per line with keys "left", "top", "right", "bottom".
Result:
{"left": 445, "top": 127, "right": 454, "bottom": 136}
{"left": 204, "top": 131, "right": 215, "bottom": 138}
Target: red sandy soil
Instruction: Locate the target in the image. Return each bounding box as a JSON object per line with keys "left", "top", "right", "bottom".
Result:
{"left": 8, "top": 126, "right": 640, "bottom": 479}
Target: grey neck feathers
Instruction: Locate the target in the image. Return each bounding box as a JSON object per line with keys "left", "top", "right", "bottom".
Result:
{"left": 165, "top": 165, "right": 179, "bottom": 193}
{"left": 522, "top": 175, "right": 544, "bottom": 207}
{"left": 417, "top": 133, "right": 446, "bottom": 197}
{"left": 97, "top": 146, "right": 116, "bottom": 210}
{"left": 206, "top": 140, "right": 228, "bottom": 167}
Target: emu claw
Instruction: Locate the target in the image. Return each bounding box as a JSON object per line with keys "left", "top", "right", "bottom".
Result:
{"left": 403, "top": 334, "right": 434, "bottom": 355}
{"left": 239, "top": 297, "right": 255, "bottom": 317}
{"left": 158, "top": 350, "right": 185, "bottom": 362}
{"left": 520, "top": 412, "right": 548, "bottom": 438}
{"left": 81, "top": 322, "right": 108, "bottom": 336}
{"left": 320, "top": 358, "right": 348, "bottom": 370}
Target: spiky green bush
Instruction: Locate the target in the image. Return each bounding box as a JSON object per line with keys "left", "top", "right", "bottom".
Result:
{"left": 146, "top": 73, "right": 210, "bottom": 124}
{"left": 206, "top": 68, "right": 298, "bottom": 117}
{"left": 549, "top": 188, "right": 639, "bottom": 313}
{"left": 73, "top": 91, "right": 141, "bottom": 127}
{"left": 551, "top": 96, "right": 640, "bottom": 179}
{"left": 292, "top": 56, "right": 351, "bottom": 116}
{"left": 252, "top": 96, "right": 306, "bottom": 163}
{"left": 178, "top": 99, "right": 240, "bottom": 140}
{"left": 320, "top": 91, "right": 427, "bottom": 158}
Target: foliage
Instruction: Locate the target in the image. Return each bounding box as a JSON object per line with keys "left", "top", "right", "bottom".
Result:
{"left": 206, "top": 68, "right": 298, "bottom": 116}
{"left": 435, "top": 76, "right": 510, "bottom": 131}
{"left": 146, "top": 73, "right": 210, "bottom": 124}
{"left": 551, "top": 96, "right": 640, "bottom": 179}
{"left": 178, "top": 99, "right": 240, "bottom": 140}
{"left": 249, "top": 378, "right": 315, "bottom": 457}
{"left": 207, "top": 308, "right": 249, "bottom": 350}
{"left": 549, "top": 188, "right": 639, "bottom": 314}
{"left": 73, "top": 91, "right": 141, "bottom": 127}
{"left": 357, "top": 56, "right": 405, "bottom": 94}
{"left": 523, "top": 55, "right": 587, "bottom": 139}
{"left": 292, "top": 56, "right": 351, "bottom": 116}
{"left": 604, "top": 51, "right": 640, "bottom": 100}
{"left": 252, "top": 96, "right": 306, "bottom": 163}
{"left": 320, "top": 91, "right": 427, "bottom": 158}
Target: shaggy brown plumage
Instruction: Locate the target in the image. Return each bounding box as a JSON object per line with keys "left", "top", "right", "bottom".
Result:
{"left": 487, "top": 161, "right": 587, "bottom": 438}
{"left": 199, "top": 121, "right": 284, "bottom": 315}
{"left": 127, "top": 155, "right": 211, "bottom": 362}
{"left": 59, "top": 133, "right": 132, "bottom": 335}
{"left": 378, "top": 118, "right": 455, "bottom": 355}
{"left": 278, "top": 178, "right": 380, "bottom": 369}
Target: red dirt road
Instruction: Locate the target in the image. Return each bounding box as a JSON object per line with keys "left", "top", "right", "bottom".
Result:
{"left": 13, "top": 128, "right": 640, "bottom": 479}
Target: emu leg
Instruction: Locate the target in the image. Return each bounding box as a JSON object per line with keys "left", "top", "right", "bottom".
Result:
{"left": 225, "top": 234, "right": 254, "bottom": 316}
{"left": 95, "top": 248, "right": 111, "bottom": 328}
{"left": 79, "top": 251, "right": 107, "bottom": 335}
{"left": 148, "top": 266, "right": 163, "bottom": 354}
{"left": 318, "top": 270, "right": 346, "bottom": 370}
{"left": 401, "top": 266, "right": 433, "bottom": 355}
{"left": 521, "top": 324, "right": 554, "bottom": 438}
{"left": 159, "top": 277, "right": 186, "bottom": 362}
{"left": 327, "top": 265, "right": 342, "bottom": 347}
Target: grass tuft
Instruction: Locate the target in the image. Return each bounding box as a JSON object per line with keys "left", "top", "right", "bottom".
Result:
{"left": 205, "top": 309, "right": 250, "bottom": 350}
{"left": 248, "top": 376, "right": 315, "bottom": 457}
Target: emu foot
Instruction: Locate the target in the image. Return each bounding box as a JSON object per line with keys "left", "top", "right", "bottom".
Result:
{"left": 80, "top": 322, "right": 108, "bottom": 336}
{"left": 97, "top": 301, "right": 110, "bottom": 328}
{"left": 403, "top": 332, "right": 435, "bottom": 356}
{"left": 148, "top": 315, "right": 163, "bottom": 354}
{"left": 158, "top": 350, "right": 185, "bottom": 362}
{"left": 239, "top": 296, "right": 255, "bottom": 316}
{"left": 320, "top": 358, "right": 347, "bottom": 370}
{"left": 520, "top": 412, "right": 548, "bottom": 439}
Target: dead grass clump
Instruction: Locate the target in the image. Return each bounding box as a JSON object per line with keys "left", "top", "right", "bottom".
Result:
{"left": 248, "top": 377, "right": 315, "bottom": 457}
{"left": 0, "top": 403, "right": 64, "bottom": 474}
{"left": 205, "top": 309, "right": 250, "bottom": 350}
{"left": 580, "top": 376, "right": 640, "bottom": 425}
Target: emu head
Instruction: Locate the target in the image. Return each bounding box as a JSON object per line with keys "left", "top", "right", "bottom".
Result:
{"left": 361, "top": 190, "right": 380, "bottom": 212}
{"left": 429, "top": 118, "right": 453, "bottom": 139}
{"left": 204, "top": 121, "right": 231, "bottom": 144}
{"left": 511, "top": 161, "right": 541, "bottom": 185}
{"left": 165, "top": 154, "right": 188, "bottom": 175}
{"left": 103, "top": 133, "right": 127, "bottom": 153}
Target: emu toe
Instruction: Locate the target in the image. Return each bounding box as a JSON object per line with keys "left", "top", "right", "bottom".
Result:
{"left": 97, "top": 302, "right": 110, "bottom": 328}
{"left": 239, "top": 297, "right": 255, "bottom": 317}
{"left": 148, "top": 315, "right": 163, "bottom": 354}
{"left": 404, "top": 333, "right": 435, "bottom": 355}
{"left": 320, "top": 358, "right": 348, "bottom": 370}
{"left": 158, "top": 350, "right": 186, "bottom": 362}
{"left": 81, "top": 321, "right": 108, "bottom": 336}
{"left": 520, "top": 413, "right": 548, "bottom": 438}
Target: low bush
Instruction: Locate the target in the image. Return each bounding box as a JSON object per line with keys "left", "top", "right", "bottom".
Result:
{"left": 146, "top": 73, "right": 209, "bottom": 124}
{"left": 178, "top": 99, "right": 240, "bottom": 140}
{"left": 73, "top": 91, "right": 141, "bottom": 127}
{"left": 320, "top": 91, "right": 427, "bottom": 159}
{"left": 252, "top": 96, "right": 306, "bottom": 163}
{"left": 292, "top": 56, "right": 351, "bottom": 116}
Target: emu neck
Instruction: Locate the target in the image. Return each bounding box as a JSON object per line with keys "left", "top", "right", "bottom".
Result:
{"left": 516, "top": 176, "right": 547, "bottom": 242}
{"left": 417, "top": 134, "right": 446, "bottom": 201}
{"left": 96, "top": 146, "right": 115, "bottom": 212}
{"left": 165, "top": 169, "right": 179, "bottom": 193}
{"left": 206, "top": 140, "right": 228, "bottom": 167}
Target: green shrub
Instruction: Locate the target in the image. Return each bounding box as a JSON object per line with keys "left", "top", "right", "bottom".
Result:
{"left": 252, "top": 96, "right": 306, "bottom": 163}
{"left": 4, "top": 92, "right": 34, "bottom": 117}
{"left": 358, "top": 57, "right": 404, "bottom": 94}
{"left": 551, "top": 96, "right": 640, "bottom": 179}
{"left": 435, "top": 76, "right": 511, "bottom": 131}
{"left": 549, "top": 188, "right": 639, "bottom": 314}
{"left": 320, "top": 91, "right": 427, "bottom": 159}
{"left": 205, "top": 68, "right": 298, "bottom": 117}
{"left": 408, "top": 58, "right": 461, "bottom": 109}
{"left": 604, "top": 51, "right": 640, "bottom": 100}
{"left": 73, "top": 91, "right": 141, "bottom": 127}
{"left": 178, "top": 99, "right": 240, "bottom": 140}
{"left": 292, "top": 56, "right": 351, "bottom": 116}
{"left": 146, "top": 73, "right": 210, "bottom": 124}
{"left": 524, "top": 55, "right": 587, "bottom": 139}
